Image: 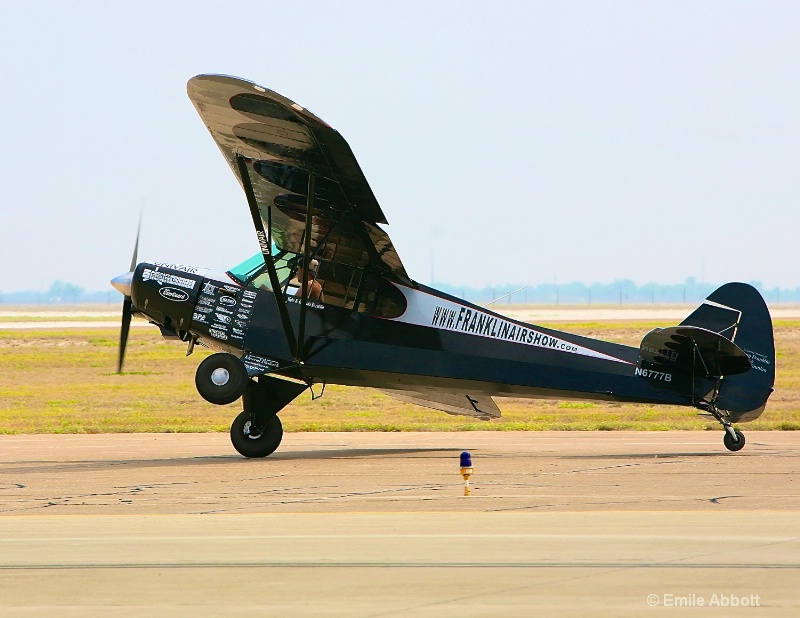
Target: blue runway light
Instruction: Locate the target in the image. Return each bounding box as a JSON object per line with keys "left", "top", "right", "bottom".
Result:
{"left": 459, "top": 451, "right": 474, "bottom": 496}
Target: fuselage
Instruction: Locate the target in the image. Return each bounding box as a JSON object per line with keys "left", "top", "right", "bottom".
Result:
{"left": 127, "top": 262, "right": 715, "bottom": 413}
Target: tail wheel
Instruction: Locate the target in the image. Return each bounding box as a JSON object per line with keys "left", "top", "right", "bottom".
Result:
{"left": 195, "top": 353, "right": 249, "bottom": 405}
{"left": 230, "top": 411, "right": 283, "bottom": 458}
{"left": 723, "top": 428, "right": 746, "bottom": 452}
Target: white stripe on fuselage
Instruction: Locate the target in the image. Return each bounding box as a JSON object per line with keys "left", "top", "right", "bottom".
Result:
{"left": 391, "top": 286, "right": 631, "bottom": 365}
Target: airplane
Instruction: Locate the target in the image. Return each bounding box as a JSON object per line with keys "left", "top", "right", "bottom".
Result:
{"left": 110, "top": 74, "right": 776, "bottom": 458}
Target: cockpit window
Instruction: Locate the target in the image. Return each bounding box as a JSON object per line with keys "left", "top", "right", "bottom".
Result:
{"left": 227, "top": 246, "right": 296, "bottom": 291}
{"left": 227, "top": 249, "right": 406, "bottom": 319}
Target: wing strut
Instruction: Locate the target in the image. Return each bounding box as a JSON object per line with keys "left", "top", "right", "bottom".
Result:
{"left": 235, "top": 155, "right": 298, "bottom": 359}
{"left": 297, "top": 173, "right": 315, "bottom": 360}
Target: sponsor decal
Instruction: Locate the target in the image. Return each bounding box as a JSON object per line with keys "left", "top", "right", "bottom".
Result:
{"left": 243, "top": 290, "right": 257, "bottom": 299}
{"left": 142, "top": 268, "right": 196, "bottom": 290}
{"left": 152, "top": 263, "right": 200, "bottom": 274}
{"left": 635, "top": 367, "right": 672, "bottom": 381}
{"left": 215, "top": 313, "right": 232, "bottom": 324}
{"left": 641, "top": 344, "right": 679, "bottom": 362}
{"left": 256, "top": 230, "right": 270, "bottom": 255}
{"left": 743, "top": 349, "right": 771, "bottom": 374}
{"left": 203, "top": 282, "right": 216, "bottom": 295}
{"left": 286, "top": 296, "right": 324, "bottom": 309}
{"left": 208, "top": 328, "right": 228, "bottom": 340}
{"left": 237, "top": 313, "right": 250, "bottom": 320}
{"left": 242, "top": 352, "right": 280, "bottom": 375}
{"left": 198, "top": 296, "right": 214, "bottom": 307}
{"left": 235, "top": 319, "right": 247, "bottom": 327}
{"left": 220, "top": 296, "right": 237, "bottom": 307}
{"left": 195, "top": 305, "right": 213, "bottom": 314}
{"left": 430, "top": 304, "right": 580, "bottom": 353}
{"left": 232, "top": 328, "right": 244, "bottom": 336}
{"left": 215, "top": 306, "right": 233, "bottom": 315}
{"left": 192, "top": 312, "right": 208, "bottom": 323}
{"left": 159, "top": 287, "right": 190, "bottom": 302}
{"left": 392, "top": 286, "right": 631, "bottom": 365}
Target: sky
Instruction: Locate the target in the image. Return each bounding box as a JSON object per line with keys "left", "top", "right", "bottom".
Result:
{"left": 2, "top": 1, "right": 800, "bottom": 293}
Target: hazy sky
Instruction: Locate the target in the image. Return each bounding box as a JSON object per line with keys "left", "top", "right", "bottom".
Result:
{"left": 2, "top": 1, "right": 800, "bottom": 292}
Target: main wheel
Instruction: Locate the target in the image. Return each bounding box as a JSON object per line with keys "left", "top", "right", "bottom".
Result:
{"left": 723, "top": 428, "right": 746, "bottom": 452}
{"left": 195, "top": 353, "right": 249, "bottom": 405}
{"left": 230, "top": 411, "right": 283, "bottom": 458}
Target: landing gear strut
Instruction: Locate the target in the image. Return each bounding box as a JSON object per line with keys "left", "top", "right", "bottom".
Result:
{"left": 703, "top": 402, "right": 746, "bottom": 452}
{"left": 228, "top": 375, "right": 308, "bottom": 458}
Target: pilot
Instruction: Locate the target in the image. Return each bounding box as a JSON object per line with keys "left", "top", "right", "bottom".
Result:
{"left": 295, "top": 258, "right": 324, "bottom": 302}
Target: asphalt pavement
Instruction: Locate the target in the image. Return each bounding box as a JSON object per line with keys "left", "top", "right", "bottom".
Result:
{"left": 1, "top": 431, "right": 798, "bottom": 616}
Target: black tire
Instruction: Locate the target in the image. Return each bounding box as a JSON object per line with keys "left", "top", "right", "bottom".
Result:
{"left": 723, "top": 428, "right": 746, "bottom": 452}
{"left": 230, "top": 411, "right": 283, "bottom": 458}
{"left": 195, "top": 353, "right": 249, "bottom": 405}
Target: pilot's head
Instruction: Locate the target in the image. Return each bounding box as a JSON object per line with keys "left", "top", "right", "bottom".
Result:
{"left": 298, "top": 258, "right": 319, "bottom": 277}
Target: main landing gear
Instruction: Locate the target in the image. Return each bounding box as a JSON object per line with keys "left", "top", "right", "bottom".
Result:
{"left": 230, "top": 409, "right": 283, "bottom": 458}
{"left": 195, "top": 353, "right": 249, "bottom": 405}
{"left": 195, "top": 354, "right": 308, "bottom": 458}
{"left": 701, "top": 401, "right": 746, "bottom": 452}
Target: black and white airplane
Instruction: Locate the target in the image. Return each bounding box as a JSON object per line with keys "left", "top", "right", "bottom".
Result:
{"left": 111, "top": 74, "right": 775, "bottom": 458}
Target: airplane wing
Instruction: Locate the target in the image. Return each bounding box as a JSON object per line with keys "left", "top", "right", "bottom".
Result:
{"left": 187, "top": 74, "right": 408, "bottom": 282}
{"left": 380, "top": 388, "right": 502, "bottom": 420}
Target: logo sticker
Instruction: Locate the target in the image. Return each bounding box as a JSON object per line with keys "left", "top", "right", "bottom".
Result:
{"left": 142, "top": 268, "right": 196, "bottom": 290}
{"left": 209, "top": 328, "right": 228, "bottom": 340}
{"left": 159, "top": 287, "right": 190, "bottom": 302}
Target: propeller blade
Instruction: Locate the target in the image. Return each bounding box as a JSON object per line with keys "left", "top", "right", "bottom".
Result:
{"left": 129, "top": 215, "right": 142, "bottom": 273}
{"left": 117, "top": 217, "right": 140, "bottom": 374}
{"left": 117, "top": 296, "right": 133, "bottom": 374}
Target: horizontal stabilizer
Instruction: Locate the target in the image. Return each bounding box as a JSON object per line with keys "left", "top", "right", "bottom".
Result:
{"left": 380, "top": 388, "right": 501, "bottom": 420}
{"left": 640, "top": 326, "right": 751, "bottom": 379}
{"left": 680, "top": 301, "right": 740, "bottom": 339}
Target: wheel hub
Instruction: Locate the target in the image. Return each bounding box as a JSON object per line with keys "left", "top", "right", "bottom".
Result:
{"left": 211, "top": 367, "right": 230, "bottom": 386}
{"left": 243, "top": 420, "right": 264, "bottom": 440}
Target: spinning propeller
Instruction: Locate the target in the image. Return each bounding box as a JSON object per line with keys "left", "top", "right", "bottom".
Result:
{"left": 110, "top": 220, "right": 141, "bottom": 373}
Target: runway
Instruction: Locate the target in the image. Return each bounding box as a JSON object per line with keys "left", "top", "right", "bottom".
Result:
{"left": 1, "top": 431, "right": 799, "bottom": 615}
{"left": 3, "top": 304, "right": 800, "bottom": 329}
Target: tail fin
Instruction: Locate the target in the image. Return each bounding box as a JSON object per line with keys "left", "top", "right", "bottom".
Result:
{"left": 680, "top": 283, "right": 775, "bottom": 421}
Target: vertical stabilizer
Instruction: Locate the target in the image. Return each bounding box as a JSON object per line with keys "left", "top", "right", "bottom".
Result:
{"left": 681, "top": 283, "right": 775, "bottom": 420}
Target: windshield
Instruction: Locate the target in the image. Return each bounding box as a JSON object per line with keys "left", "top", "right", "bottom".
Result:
{"left": 227, "top": 247, "right": 298, "bottom": 291}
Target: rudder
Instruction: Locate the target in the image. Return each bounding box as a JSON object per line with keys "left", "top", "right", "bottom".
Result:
{"left": 681, "top": 283, "right": 775, "bottom": 421}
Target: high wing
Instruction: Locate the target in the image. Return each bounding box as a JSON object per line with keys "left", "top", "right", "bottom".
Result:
{"left": 187, "top": 74, "right": 409, "bottom": 283}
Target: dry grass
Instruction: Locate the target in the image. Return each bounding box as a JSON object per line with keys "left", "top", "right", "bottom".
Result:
{"left": 1, "top": 321, "right": 799, "bottom": 434}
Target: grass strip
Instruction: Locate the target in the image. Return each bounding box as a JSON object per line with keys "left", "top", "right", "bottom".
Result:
{"left": 0, "top": 322, "right": 798, "bottom": 434}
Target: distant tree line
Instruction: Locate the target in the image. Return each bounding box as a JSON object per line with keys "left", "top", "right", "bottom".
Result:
{"left": 0, "top": 277, "right": 796, "bottom": 305}
{"left": 0, "top": 281, "right": 121, "bottom": 305}
{"left": 435, "top": 277, "right": 795, "bottom": 306}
